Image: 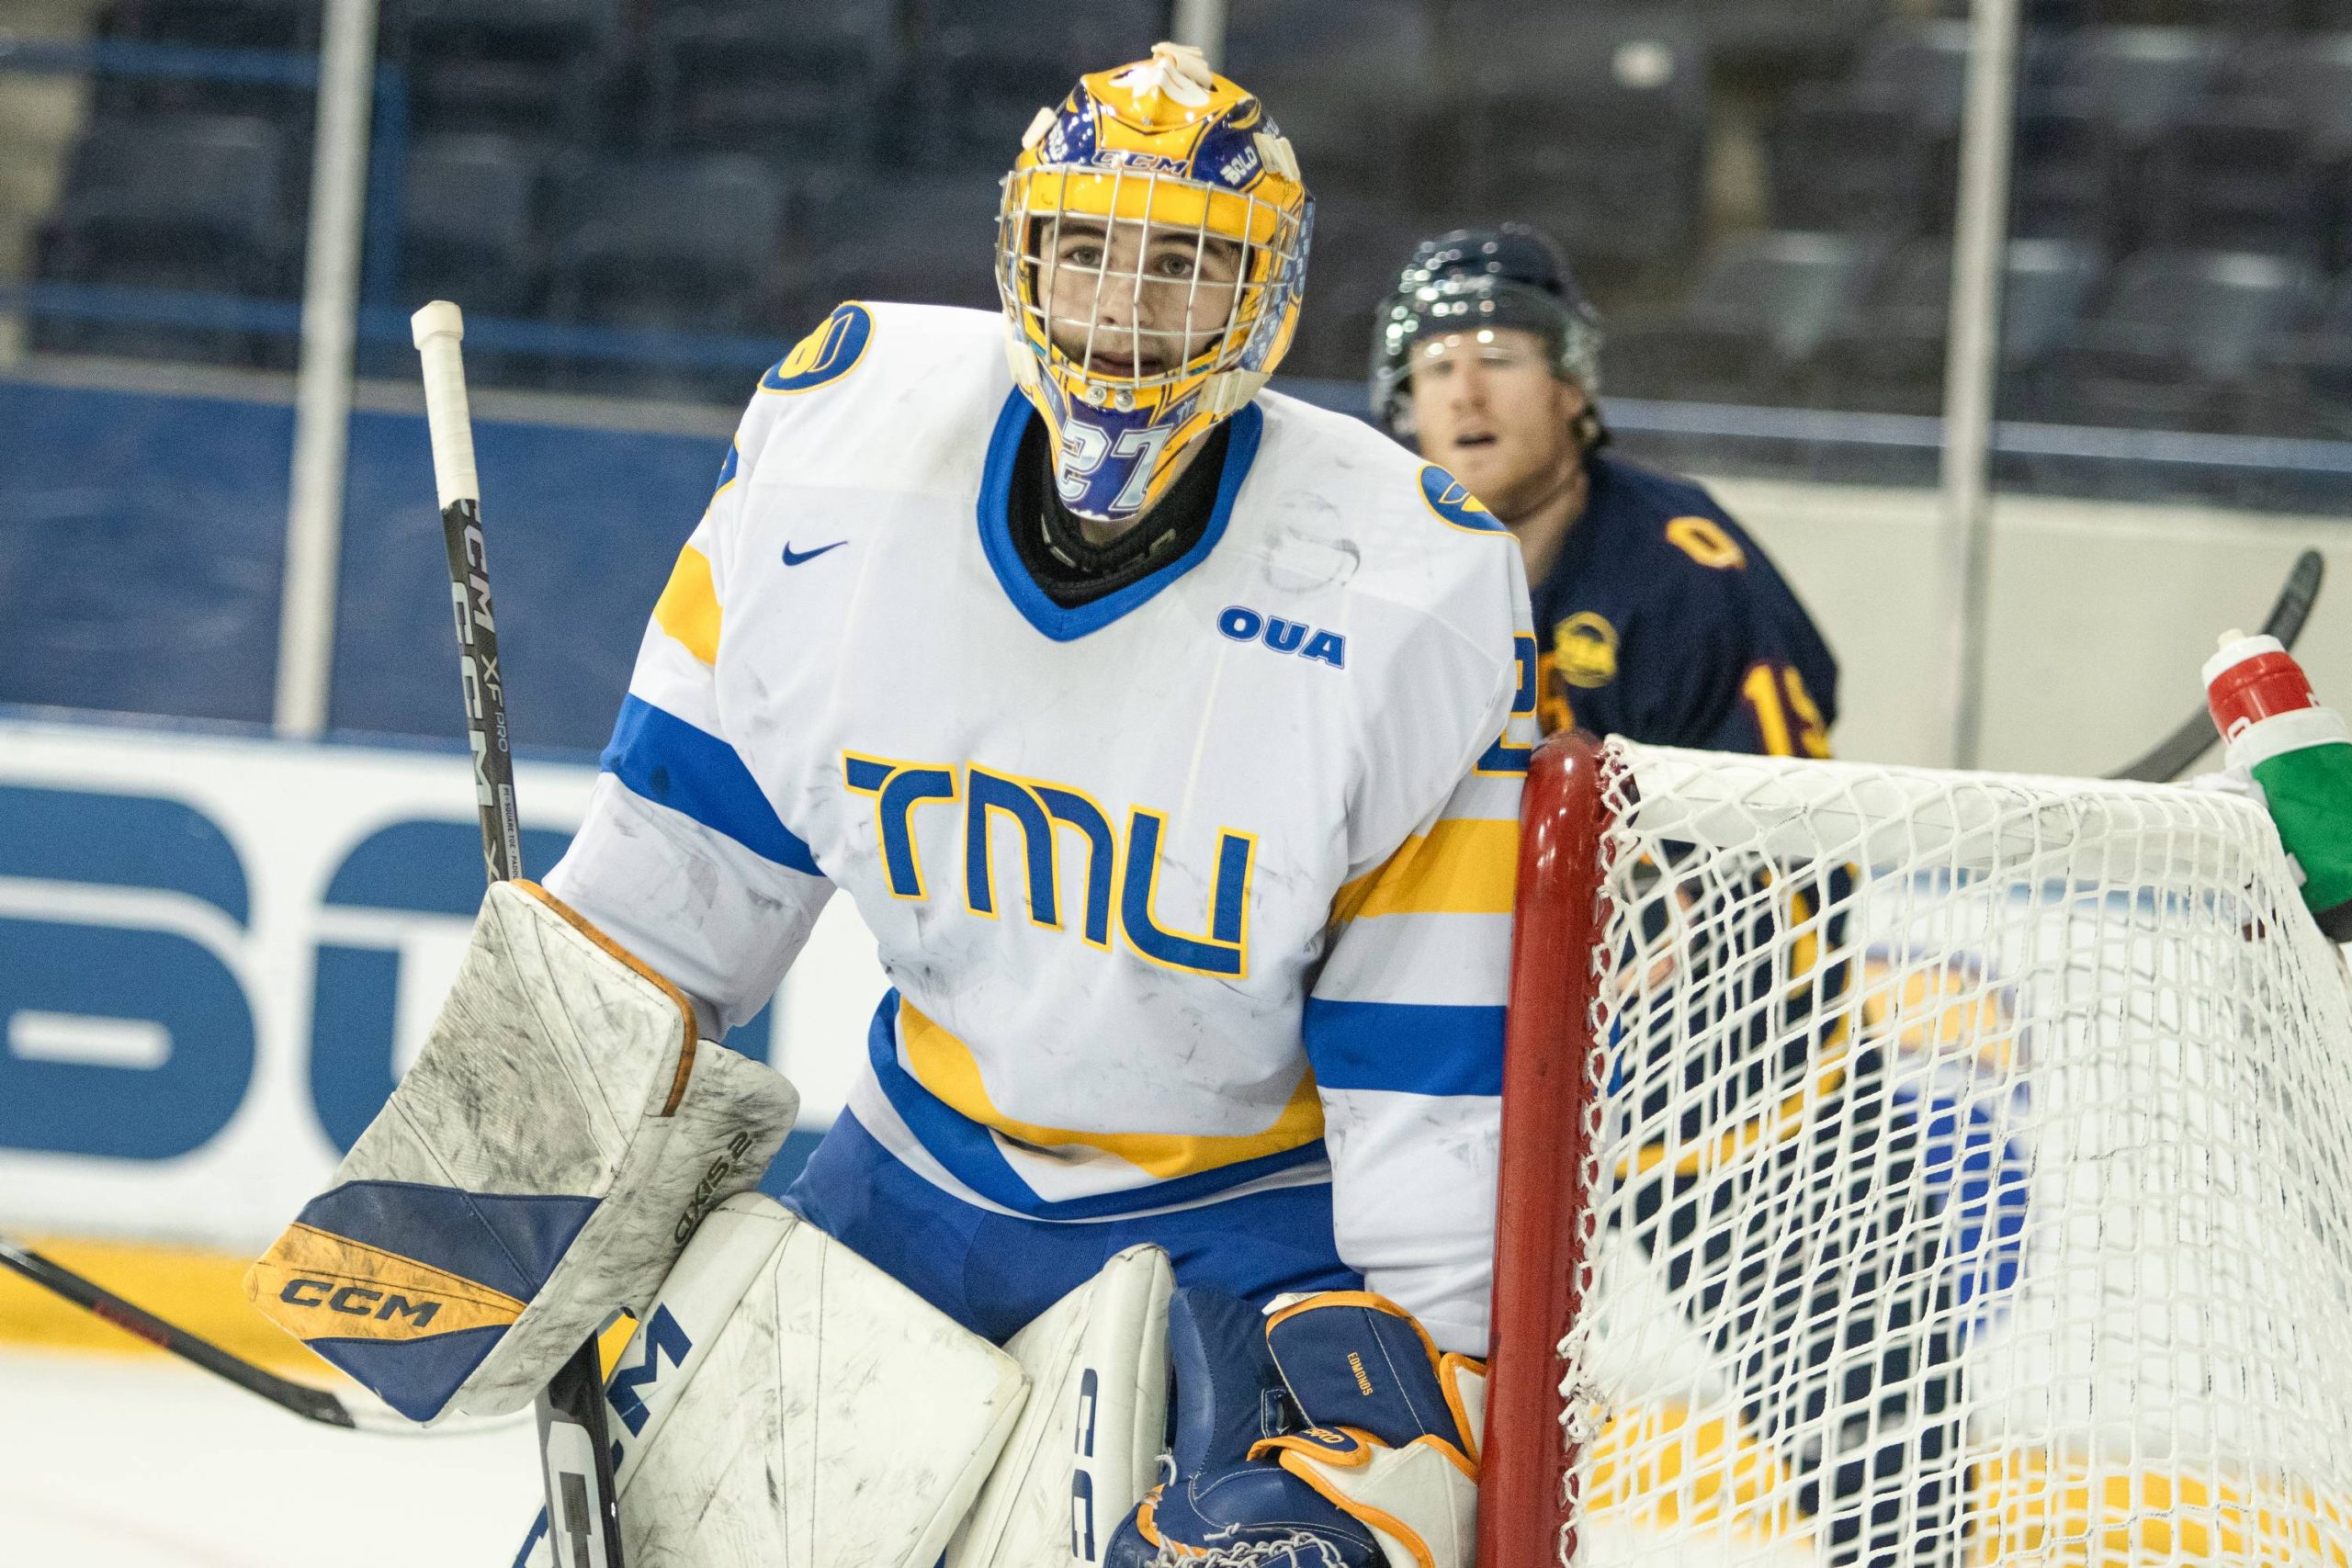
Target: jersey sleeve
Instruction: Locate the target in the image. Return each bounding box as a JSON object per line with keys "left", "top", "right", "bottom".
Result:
{"left": 543, "top": 398, "right": 834, "bottom": 1036}
{"left": 1301, "top": 570, "right": 1537, "bottom": 1357}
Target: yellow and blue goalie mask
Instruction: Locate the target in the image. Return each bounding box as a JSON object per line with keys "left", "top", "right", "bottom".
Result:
{"left": 996, "top": 41, "right": 1311, "bottom": 525}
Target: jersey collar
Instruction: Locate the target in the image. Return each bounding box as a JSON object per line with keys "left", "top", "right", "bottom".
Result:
{"left": 977, "top": 390, "right": 1263, "bottom": 643}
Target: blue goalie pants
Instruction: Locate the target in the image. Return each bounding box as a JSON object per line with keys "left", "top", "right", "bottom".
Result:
{"left": 782, "top": 1109, "right": 1361, "bottom": 1345}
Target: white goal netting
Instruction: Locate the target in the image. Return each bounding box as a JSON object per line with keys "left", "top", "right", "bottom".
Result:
{"left": 1554, "top": 739, "right": 2352, "bottom": 1568}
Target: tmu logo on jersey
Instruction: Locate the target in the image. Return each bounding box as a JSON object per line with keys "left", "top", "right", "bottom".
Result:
{"left": 843, "top": 754, "right": 1256, "bottom": 978}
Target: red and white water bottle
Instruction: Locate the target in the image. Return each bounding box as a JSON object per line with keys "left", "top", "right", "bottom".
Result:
{"left": 2204, "top": 631, "right": 2323, "bottom": 743}
{"left": 2202, "top": 630, "right": 2352, "bottom": 942}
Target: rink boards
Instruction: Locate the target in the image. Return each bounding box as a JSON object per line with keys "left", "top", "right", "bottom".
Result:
{"left": 0, "top": 715, "right": 882, "bottom": 1254}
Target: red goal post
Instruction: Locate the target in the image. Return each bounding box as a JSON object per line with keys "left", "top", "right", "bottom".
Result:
{"left": 1484, "top": 729, "right": 1611, "bottom": 1567}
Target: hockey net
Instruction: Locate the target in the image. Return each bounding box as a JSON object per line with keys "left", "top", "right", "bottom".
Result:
{"left": 1481, "top": 733, "right": 2352, "bottom": 1567}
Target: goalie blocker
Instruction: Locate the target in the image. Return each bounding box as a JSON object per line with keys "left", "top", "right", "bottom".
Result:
{"left": 247, "top": 879, "right": 797, "bottom": 1422}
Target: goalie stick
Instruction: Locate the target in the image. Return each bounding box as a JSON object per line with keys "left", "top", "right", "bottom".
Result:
{"left": 411, "top": 301, "right": 628, "bottom": 1568}
{"left": 2107, "top": 549, "right": 2325, "bottom": 783}
{"left": 0, "top": 1233, "right": 354, "bottom": 1426}
{"left": 0, "top": 1233, "right": 526, "bottom": 1436}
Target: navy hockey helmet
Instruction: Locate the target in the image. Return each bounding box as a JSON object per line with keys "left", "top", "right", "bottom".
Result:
{"left": 1370, "top": 223, "right": 1605, "bottom": 436}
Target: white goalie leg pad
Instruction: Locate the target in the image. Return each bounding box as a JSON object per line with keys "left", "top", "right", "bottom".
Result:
{"left": 522, "top": 1192, "right": 1029, "bottom": 1568}
{"left": 949, "top": 1245, "right": 1175, "bottom": 1568}
{"left": 248, "top": 880, "right": 798, "bottom": 1421}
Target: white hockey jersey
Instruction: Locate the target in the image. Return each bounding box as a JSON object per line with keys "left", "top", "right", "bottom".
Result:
{"left": 544, "top": 300, "right": 1538, "bottom": 1352}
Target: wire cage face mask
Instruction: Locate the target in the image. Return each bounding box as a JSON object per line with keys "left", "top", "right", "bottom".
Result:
{"left": 1369, "top": 225, "right": 1605, "bottom": 437}
{"left": 996, "top": 43, "right": 1311, "bottom": 525}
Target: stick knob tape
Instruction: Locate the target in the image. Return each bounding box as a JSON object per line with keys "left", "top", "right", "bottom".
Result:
{"left": 411, "top": 300, "right": 479, "bottom": 511}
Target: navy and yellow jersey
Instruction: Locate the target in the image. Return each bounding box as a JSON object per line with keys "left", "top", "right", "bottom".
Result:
{"left": 1529, "top": 451, "right": 1838, "bottom": 758}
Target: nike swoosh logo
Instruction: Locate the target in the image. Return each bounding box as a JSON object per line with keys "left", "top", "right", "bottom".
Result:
{"left": 781, "top": 540, "right": 846, "bottom": 567}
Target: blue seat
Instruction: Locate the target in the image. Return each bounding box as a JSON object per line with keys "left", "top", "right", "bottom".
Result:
{"left": 2051, "top": 25, "right": 2227, "bottom": 147}
{"left": 2229, "top": 32, "right": 2352, "bottom": 160}
{"left": 397, "top": 134, "right": 544, "bottom": 317}
{"left": 1438, "top": 10, "right": 1710, "bottom": 274}
{"left": 2055, "top": 247, "right": 2320, "bottom": 431}
{"left": 34, "top": 113, "right": 299, "bottom": 366}
{"left": 1222, "top": 0, "right": 1436, "bottom": 206}
{"left": 1605, "top": 231, "right": 1884, "bottom": 404}
{"left": 2009, "top": 99, "right": 2125, "bottom": 243}
{"left": 807, "top": 173, "right": 1003, "bottom": 317}
{"left": 548, "top": 154, "right": 786, "bottom": 326}
{"left": 1668, "top": 0, "right": 1886, "bottom": 73}
{"left": 99, "top": 0, "right": 319, "bottom": 46}
{"left": 645, "top": 3, "right": 894, "bottom": 164}
{"left": 1277, "top": 201, "right": 1430, "bottom": 383}
{"left": 906, "top": 0, "right": 1164, "bottom": 170}
{"left": 1810, "top": 237, "right": 2103, "bottom": 414}
{"left": 92, "top": 0, "right": 322, "bottom": 116}
{"left": 2276, "top": 269, "right": 2352, "bottom": 436}
{"left": 2143, "top": 106, "right": 2329, "bottom": 264}
{"left": 1768, "top": 84, "right": 1945, "bottom": 236}
{"left": 388, "top": 0, "right": 624, "bottom": 141}
{"left": 1849, "top": 19, "right": 1973, "bottom": 137}
{"left": 537, "top": 154, "right": 792, "bottom": 400}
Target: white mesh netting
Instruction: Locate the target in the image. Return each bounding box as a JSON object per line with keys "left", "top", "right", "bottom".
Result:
{"left": 1557, "top": 740, "right": 2352, "bottom": 1567}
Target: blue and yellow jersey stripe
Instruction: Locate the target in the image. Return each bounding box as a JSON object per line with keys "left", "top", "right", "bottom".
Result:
{"left": 1308, "top": 792, "right": 1519, "bottom": 1103}
{"left": 865, "top": 992, "right": 1329, "bottom": 1221}
{"left": 603, "top": 515, "right": 824, "bottom": 878}
{"left": 1329, "top": 817, "right": 1518, "bottom": 926}
{"left": 600, "top": 696, "right": 820, "bottom": 877}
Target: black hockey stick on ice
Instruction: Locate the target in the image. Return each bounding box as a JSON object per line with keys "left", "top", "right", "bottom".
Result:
{"left": 411, "top": 301, "right": 627, "bottom": 1568}
{"left": 0, "top": 1232, "right": 356, "bottom": 1427}
{"left": 0, "top": 1233, "right": 526, "bottom": 1436}
{"left": 2106, "top": 549, "right": 2325, "bottom": 783}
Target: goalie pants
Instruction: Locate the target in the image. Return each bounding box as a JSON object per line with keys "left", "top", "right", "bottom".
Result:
{"left": 783, "top": 1109, "right": 1360, "bottom": 1345}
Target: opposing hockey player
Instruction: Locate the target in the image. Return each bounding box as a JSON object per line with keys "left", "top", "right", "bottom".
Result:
{"left": 253, "top": 42, "right": 1521, "bottom": 1568}
{"left": 1374, "top": 224, "right": 1839, "bottom": 754}
{"left": 1372, "top": 230, "right": 1982, "bottom": 1563}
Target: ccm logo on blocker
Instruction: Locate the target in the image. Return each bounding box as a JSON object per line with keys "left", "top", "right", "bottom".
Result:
{"left": 276, "top": 1279, "right": 443, "bottom": 1327}
{"left": 1217, "top": 606, "right": 1345, "bottom": 668}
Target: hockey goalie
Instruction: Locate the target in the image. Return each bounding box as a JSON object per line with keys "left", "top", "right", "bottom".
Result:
{"left": 248, "top": 41, "right": 1531, "bottom": 1568}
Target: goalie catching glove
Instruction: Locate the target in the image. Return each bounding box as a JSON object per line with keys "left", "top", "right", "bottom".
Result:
{"left": 1109, "top": 1290, "right": 1484, "bottom": 1568}
{"left": 245, "top": 880, "right": 797, "bottom": 1421}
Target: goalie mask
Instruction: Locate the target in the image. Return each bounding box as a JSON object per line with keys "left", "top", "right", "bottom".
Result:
{"left": 996, "top": 41, "right": 1312, "bottom": 525}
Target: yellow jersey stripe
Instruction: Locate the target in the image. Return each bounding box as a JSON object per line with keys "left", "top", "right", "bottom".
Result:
{"left": 898, "top": 1001, "right": 1324, "bottom": 1179}
{"left": 653, "top": 544, "right": 722, "bottom": 666}
{"left": 1332, "top": 818, "right": 1518, "bottom": 927}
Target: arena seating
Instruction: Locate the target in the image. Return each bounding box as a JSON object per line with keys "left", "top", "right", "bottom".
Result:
{"left": 643, "top": 5, "right": 896, "bottom": 165}
{"left": 32, "top": 112, "right": 301, "bottom": 366}
{"left": 390, "top": 0, "right": 623, "bottom": 142}
{"left": 543, "top": 153, "right": 791, "bottom": 397}
{"left": 396, "top": 133, "right": 543, "bottom": 321}
{"left": 1602, "top": 231, "right": 1885, "bottom": 405}
{"left": 1805, "top": 237, "right": 2104, "bottom": 416}
{"left": 2275, "top": 271, "right": 2352, "bottom": 434}
{"left": 2054, "top": 247, "right": 2322, "bottom": 430}
{"left": 17, "top": 0, "right": 2352, "bottom": 436}
{"left": 1442, "top": 10, "right": 1710, "bottom": 276}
